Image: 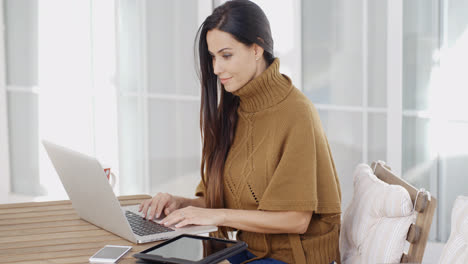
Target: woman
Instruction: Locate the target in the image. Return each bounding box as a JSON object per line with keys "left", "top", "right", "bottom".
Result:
{"left": 139, "top": 1, "right": 341, "bottom": 263}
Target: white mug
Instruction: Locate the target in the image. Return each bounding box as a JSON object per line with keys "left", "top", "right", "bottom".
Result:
{"left": 103, "top": 167, "right": 118, "bottom": 188}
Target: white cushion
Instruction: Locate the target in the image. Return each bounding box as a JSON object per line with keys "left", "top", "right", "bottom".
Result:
{"left": 439, "top": 196, "right": 468, "bottom": 264}
{"left": 340, "top": 164, "right": 416, "bottom": 264}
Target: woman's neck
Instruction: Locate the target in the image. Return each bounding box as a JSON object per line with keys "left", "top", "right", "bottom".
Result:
{"left": 253, "top": 58, "right": 268, "bottom": 79}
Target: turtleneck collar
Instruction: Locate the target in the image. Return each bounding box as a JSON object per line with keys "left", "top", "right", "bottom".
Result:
{"left": 232, "top": 58, "right": 293, "bottom": 113}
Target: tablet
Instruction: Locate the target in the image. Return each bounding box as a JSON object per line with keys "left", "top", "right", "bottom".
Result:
{"left": 133, "top": 234, "right": 247, "bottom": 264}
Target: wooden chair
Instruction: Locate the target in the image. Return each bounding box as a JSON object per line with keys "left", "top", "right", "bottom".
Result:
{"left": 371, "top": 161, "right": 437, "bottom": 263}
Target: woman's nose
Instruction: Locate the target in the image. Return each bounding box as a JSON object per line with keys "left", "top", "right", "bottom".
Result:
{"left": 213, "top": 59, "right": 223, "bottom": 76}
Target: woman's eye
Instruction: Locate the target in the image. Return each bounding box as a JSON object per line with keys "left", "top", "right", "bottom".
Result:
{"left": 222, "top": 54, "right": 232, "bottom": 59}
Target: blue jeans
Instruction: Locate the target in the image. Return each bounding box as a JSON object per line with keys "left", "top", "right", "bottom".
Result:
{"left": 227, "top": 250, "right": 287, "bottom": 264}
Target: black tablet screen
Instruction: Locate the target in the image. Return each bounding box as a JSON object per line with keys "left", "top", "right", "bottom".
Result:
{"left": 146, "top": 236, "right": 235, "bottom": 261}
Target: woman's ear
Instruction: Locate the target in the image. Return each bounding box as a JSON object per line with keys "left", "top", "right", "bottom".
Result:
{"left": 253, "top": 43, "right": 265, "bottom": 60}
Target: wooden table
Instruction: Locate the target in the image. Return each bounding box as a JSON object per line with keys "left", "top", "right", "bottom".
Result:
{"left": 0, "top": 195, "right": 171, "bottom": 264}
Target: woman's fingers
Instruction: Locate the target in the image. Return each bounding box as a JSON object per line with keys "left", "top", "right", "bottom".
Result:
{"left": 164, "top": 202, "right": 178, "bottom": 216}
{"left": 139, "top": 198, "right": 151, "bottom": 212}
{"left": 148, "top": 195, "right": 166, "bottom": 220}
{"left": 140, "top": 199, "right": 152, "bottom": 218}
{"left": 175, "top": 219, "right": 191, "bottom": 228}
{"left": 143, "top": 193, "right": 175, "bottom": 220}
{"left": 157, "top": 194, "right": 174, "bottom": 219}
{"left": 161, "top": 209, "right": 186, "bottom": 227}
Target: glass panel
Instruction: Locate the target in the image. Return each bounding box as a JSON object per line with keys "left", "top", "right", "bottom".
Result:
{"left": 403, "top": 0, "right": 439, "bottom": 111}
{"left": 302, "top": 1, "right": 363, "bottom": 106}
{"left": 447, "top": 0, "right": 468, "bottom": 48}
{"left": 402, "top": 116, "right": 434, "bottom": 190}
{"left": 118, "top": 96, "right": 146, "bottom": 194}
{"left": 38, "top": 90, "right": 96, "bottom": 200}
{"left": 427, "top": 0, "right": 468, "bottom": 121}
{"left": 367, "top": 0, "right": 387, "bottom": 108}
{"left": 148, "top": 100, "right": 201, "bottom": 197}
{"left": 318, "top": 110, "right": 362, "bottom": 211}
{"left": 146, "top": 0, "right": 200, "bottom": 95}
{"left": 251, "top": 0, "right": 299, "bottom": 82}
{"left": 118, "top": 0, "right": 144, "bottom": 93}
{"left": 37, "top": 0, "right": 92, "bottom": 90}
{"left": 402, "top": 116, "right": 438, "bottom": 240}
{"left": 438, "top": 121, "right": 468, "bottom": 241}
{"left": 368, "top": 113, "right": 386, "bottom": 163}
{"left": 436, "top": 0, "right": 468, "bottom": 241}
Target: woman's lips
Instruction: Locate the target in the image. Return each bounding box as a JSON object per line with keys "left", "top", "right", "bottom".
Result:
{"left": 220, "top": 77, "right": 232, "bottom": 84}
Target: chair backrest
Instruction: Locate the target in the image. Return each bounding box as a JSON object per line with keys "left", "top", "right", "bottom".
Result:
{"left": 438, "top": 195, "right": 468, "bottom": 263}
{"left": 341, "top": 163, "right": 416, "bottom": 264}
{"left": 372, "top": 161, "right": 437, "bottom": 263}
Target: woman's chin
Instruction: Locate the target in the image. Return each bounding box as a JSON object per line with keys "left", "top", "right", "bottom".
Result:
{"left": 223, "top": 84, "right": 241, "bottom": 93}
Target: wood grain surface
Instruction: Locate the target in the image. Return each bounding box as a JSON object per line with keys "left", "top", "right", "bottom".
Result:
{"left": 0, "top": 195, "right": 229, "bottom": 264}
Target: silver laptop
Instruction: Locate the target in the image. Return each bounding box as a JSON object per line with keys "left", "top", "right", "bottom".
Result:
{"left": 42, "top": 140, "right": 217, "bottom": 244}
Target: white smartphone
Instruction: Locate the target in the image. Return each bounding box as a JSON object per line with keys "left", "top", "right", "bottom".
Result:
{"left": 89, "top": 245, "right": 132, "bottom": 263}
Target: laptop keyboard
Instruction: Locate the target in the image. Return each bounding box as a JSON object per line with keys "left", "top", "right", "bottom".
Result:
{"left": 125, "top": 211, "right": 174, "bottom": 236}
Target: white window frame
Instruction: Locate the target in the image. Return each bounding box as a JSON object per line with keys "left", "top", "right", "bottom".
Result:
{"left": 0, "top": 0, "right": 11, "bottom": 199}
{"left": 386, "top": 0, "right": 403, "bottom": 176}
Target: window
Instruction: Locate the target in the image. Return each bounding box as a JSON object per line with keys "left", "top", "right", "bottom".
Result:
{"left": 302, "top": 0, "right": 468, "bottom": 243}
{"left": 302, "top": 0, "right": 388, "bottom": 211}
{"left": 3, "top": 0, "right": 118, "bottom": 201}
{"left": 402, "top": 0, "right": 468, "bottom": 241}
{"left": 116, "top": 0, "right": 212, "bottom": 197}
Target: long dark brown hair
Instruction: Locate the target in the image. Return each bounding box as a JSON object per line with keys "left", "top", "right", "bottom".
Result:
{"left": 194, "top": 0, "right": 274, "bottom": 237}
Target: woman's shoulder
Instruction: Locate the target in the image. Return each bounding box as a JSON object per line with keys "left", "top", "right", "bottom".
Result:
{"left": 275, "top": 87, "right": 320, "bottom": 124}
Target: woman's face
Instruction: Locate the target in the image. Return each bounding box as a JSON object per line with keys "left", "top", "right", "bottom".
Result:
{"left": 206, "top": 29, "right": 264, "bottom": 93}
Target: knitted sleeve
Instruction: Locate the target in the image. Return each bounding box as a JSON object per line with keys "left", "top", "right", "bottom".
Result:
{"left": 258, "top": 106, "right": 341, "bottom": 213}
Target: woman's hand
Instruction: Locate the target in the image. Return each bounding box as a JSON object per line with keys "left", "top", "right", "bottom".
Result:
{"left": 161, "top": 206, "right": 226, "bottom": 228}
{"left": 138, "top": 193, "right": 181, "bottom": 220}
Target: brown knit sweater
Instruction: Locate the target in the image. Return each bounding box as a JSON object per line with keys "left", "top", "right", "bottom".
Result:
{"left": 196, "top": 58, "right": 341, "bottom": 264}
